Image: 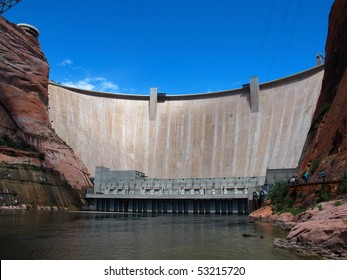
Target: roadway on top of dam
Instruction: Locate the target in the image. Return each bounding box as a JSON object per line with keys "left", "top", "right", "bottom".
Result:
{"left": 49, "top": 65, "right": 323, "bottom": 100}
{"left": 48, "top": 65, "right": 324, "bottom": 179}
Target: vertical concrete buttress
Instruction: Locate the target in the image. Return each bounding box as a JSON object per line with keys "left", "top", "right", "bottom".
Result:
{"left": 149, "top": 87, "right": 158, "bottom": 121}
{"left": 250, "top": 76, "right": 259, "bottom": 113}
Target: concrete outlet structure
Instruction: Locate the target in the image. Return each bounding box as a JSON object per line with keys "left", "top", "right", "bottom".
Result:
{"left": 86, "top": 166, "right": 257, "bottom": 214}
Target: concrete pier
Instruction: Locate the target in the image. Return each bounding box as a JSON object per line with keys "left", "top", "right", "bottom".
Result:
{"left": 149, "top": 87, "right": 157, "bottom": 121}
{"left": 250, "top": 76, "right": 259, "bottom": 113}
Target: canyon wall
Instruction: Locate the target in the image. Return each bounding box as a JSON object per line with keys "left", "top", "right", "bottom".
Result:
{"left": 0, "top": 162, "right": 82, "bottom": 209}
{"left": 49, "top": 66, "right": 323, "bottom": 179}
{"left": 299, "top": 0, "right": 347, "bottom": 179}
{"left": 0, "top": 16, "right": 92, "bottom": 207}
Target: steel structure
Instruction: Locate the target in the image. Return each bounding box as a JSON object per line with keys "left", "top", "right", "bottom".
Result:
{"left": 0, "top": 0, "right": 21, "bottom": 14}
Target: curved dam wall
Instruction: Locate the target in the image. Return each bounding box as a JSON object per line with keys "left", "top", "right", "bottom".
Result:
{"left": 48, "top": 66, "right": 323, "bottom": 179}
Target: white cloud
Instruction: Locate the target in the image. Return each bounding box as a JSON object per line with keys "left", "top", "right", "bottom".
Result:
{"left": 62, "top": 77, "right": 120, "bottom": 92}
{"left": 100, "top": 81, "right": 119, "bottom": 91}
{"left": 60, "top": 58, "right": 73, "bottom": 66}
{"left": 63, "top": 79, "right": 95, "bottom": 90}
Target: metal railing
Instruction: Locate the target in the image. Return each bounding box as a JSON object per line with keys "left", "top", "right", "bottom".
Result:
{"left": 0, "top": 0, "right": 22, "bottom": 14}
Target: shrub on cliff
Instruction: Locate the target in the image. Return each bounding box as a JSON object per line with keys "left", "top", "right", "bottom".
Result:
{"left": 318, "top": 187, "right": 331, "bottom": 202}
{"left": 268, "top": 181, "right": 303, "bottom": 214}
{"left": 0, "top": 135, "right": 35, "bottom": 151}
{"left": 337, "top": 169, "right": 347, "bottom": 194}
{"left": 268, "top": 181, "right": 287, "bottom": 213}
{"left": 342, "top": 169, "right": 347, "bottom": 180}
{"left": 309, "top": 159, "right": 321, "bottom": 175}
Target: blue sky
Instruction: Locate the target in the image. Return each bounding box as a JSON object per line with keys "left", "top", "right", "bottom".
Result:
{"left": 3, "top": 0, "right": 334, "bottom": 95}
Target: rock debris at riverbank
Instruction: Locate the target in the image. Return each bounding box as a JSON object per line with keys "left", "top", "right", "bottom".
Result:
{"left": 250, "top": 200, "right": 347, "bottom": 259}
{"left": 0, "top": 204, "right": 69, "bottom": 211}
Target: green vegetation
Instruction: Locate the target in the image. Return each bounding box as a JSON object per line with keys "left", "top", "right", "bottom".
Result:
{"left": 309, "top": 159, "right": 321, "bottom": 175}
{"left": 268, "top": 181, "right": 287, "bottom": 213}
{"left": 267, "top": 167, "right": 347, "bottom": 215}
{"left": 0, "top": 135, "right": 35, "bottom": 151}
{"left": 318, "top": 186, "right": 331, "bottom": 202}
{"left": 320, "top": 102, "right": 331, "bottom": 116}
{"left": 334, "top": 201, "right": 342, "bottom": 207}
{"left": 338, "top": 182, "right": 347, "bottom": 194}
{"left": 330, "top": 157, "right": 336, "bottom": 166}
{"left": 338, "top": 169, "right": 347, "bottom": 194}
{"left": 342, "top": 169, "right": 347, "bottom": 180}
{"left": 267, "top": 181, "right": 305, "bottom": 215}
{"left": 317, "top": 102, "right": 331, "bottom": 126}
{"left": 289, "top": 207, "right": 306, "bottom": 216}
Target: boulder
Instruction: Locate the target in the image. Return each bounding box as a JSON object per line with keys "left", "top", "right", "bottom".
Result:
{"left": 287, "top": 219, "right": 347, "bottom": 249}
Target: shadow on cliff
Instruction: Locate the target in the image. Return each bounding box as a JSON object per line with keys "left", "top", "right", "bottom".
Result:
{"left": 299, "top": 0, "right": 347, "bottom": 181}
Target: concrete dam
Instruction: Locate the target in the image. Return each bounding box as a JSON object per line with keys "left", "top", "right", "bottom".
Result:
{"left": 48, "top": 66, "right": 323, "bottom": 181}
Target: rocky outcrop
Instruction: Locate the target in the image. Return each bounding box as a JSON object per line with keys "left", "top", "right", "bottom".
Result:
{"left": 251, "top": 201, "right": 347, "bottom": 259}
{"left": 250, "top": 206, "right": 297, "bottom": 230}
{"left": 280, "top": 201, "right": 347, "bottom": 259}
{"left": 0, "top": 162, "right": 82, "bottom": 210}
{"left": 299, "top": 0, "right": 347, "bottom": 179}
{"left": 0, "top": 15, "right": 92, "bottom": 207}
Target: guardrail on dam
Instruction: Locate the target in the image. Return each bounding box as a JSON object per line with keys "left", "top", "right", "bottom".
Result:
{"left": 48, "top": 65, "right": 324, "bottom": 180}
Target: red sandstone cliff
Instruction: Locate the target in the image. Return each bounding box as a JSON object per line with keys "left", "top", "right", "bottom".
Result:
{"left": 299, "top": 0, "right": 347, "bottom": 179}
{"left": 0, "top": 15, "right": 92, "bottom": 204}
{"left": 249, "top": 0, "right": 347, "bottom": 260}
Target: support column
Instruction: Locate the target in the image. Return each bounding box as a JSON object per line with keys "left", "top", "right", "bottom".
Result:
{"left": 149, "top": 87, "right": 158, "bottom": 121}
{"left": 250, "top": 76, "right": 259, "bottom": 113}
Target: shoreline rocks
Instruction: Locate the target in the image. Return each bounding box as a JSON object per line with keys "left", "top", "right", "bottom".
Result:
{"left": 0, "top": 204, "right": 68, "bottom": 211}
{"left": 274, "top": 238, "right": 347, "bottom": 260}
{"left": 250, "top": 201, "right": 347, "bottom": 259}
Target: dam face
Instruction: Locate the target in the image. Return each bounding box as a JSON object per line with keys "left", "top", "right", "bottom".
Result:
{"left": 48, "top": 66, "right": 323, "bottom": 179}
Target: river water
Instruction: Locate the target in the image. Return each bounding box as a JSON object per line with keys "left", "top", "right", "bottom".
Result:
{"left": 0, "top": 210, "right": 316, "bottom": 260}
